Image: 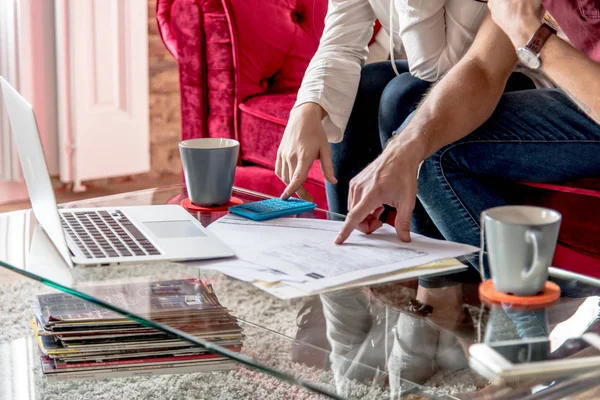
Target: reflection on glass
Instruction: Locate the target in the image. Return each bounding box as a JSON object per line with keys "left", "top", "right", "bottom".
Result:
{"left": 550, "top": 296, "right": 600, "bottom": 351}
{"left": 320, "top": 285, "right": 469, "bottom": 399}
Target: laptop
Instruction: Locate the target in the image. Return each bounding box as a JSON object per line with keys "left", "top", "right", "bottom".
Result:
{"left": 0, "top": 77, "right": 234, "bottom": 267}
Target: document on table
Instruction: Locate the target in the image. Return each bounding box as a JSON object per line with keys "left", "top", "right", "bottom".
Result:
{"left": 253, "top": 259, "right": 468, "bottom": 300}
{"left": 190, "top": 215, "right": 478, "bottom": 294}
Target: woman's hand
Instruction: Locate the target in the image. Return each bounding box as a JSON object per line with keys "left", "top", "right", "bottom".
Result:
{"left": 487, "top": 0, "right": 544, "bottom": 49}
{"left": 276, "top": 103, "right": 337, "bottom": 200}
{"left": 335, "top": 138, "right": 426, "bottom": 244}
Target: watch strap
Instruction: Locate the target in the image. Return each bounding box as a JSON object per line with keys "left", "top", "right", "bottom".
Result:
{"left": 526, "top": 23, "right": 557, "bottom": 55}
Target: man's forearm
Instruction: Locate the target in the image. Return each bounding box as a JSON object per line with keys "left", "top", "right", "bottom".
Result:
{"left": 386, "top": 15, "right": 518, "bottom": 160}
{"left": 394, "top": 57, "right": 511, "bottom": 159}
{"left": 541, "top": 35, "right": 600, "bottom": 124}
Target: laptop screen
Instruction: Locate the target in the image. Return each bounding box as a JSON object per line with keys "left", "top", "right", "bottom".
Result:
{"left": 0, "top": 77, "right": 73, "bottom": 267}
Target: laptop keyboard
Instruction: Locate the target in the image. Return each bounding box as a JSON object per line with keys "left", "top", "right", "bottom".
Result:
{"left": 60, "top": 210, "right": 161, "bottom": 259}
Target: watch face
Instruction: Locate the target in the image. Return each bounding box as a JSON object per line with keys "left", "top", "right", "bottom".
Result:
{"left": 517, "top": 47, "right": 541, "bottom": 69}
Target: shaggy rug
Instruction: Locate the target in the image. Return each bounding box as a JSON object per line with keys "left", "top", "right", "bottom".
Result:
{"left": 0, "top": 266, "right": 482, "bottom": 400}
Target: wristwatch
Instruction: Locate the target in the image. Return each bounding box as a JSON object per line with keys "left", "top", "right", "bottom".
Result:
{"left": 516, "top": 23, "right": 557, "bottom": 70}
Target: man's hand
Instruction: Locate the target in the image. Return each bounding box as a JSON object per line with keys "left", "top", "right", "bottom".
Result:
{"left": 335, "top": 138, "right": 425, "bottom": 244}
{"left": 487, "top": 0, "right": 544, "bottom": 49}
{"left": 336, "top": 14, "right": 521, "bottom": 245}
{"left": 276, "top": 103, "right": 337, "bottom": 201}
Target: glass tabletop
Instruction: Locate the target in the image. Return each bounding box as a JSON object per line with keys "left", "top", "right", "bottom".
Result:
{"left": 1, "top": 184, "right": 599, "bottom": 400}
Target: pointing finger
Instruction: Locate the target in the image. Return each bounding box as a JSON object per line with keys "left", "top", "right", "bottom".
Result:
{"left": 335, "top": 196, "right": 378, "bottom": 244}
{"left": 320, "top": 144, "right": 338, "bottom": 185}
{"left": 281, "top": 160, "right": 309, "bottom": 199}
{"left": 394, "top": 197, "right": 416, "bottom": 243}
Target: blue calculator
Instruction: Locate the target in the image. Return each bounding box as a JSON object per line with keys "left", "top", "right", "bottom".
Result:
{"left": 228, "top": 198, "right": 317, "bottom": 221}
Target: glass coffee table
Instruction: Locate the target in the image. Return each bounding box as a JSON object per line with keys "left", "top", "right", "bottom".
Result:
{"left": 1, "top": 185, "right": 599, "bottom": 399}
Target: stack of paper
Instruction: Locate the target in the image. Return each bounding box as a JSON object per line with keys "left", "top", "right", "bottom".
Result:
{"left": 190, "top": 215, "right": 478, "bottom": 299}
{"left": 30, "top": 278, "right": 241, "bottom": 380}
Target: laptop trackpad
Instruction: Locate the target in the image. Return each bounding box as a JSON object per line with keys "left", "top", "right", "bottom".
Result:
{"left": 143, "top": 220, "right": 206, "bottom": 239}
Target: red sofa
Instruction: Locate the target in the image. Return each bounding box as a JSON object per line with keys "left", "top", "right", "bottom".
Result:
{"left": 156, "top": 0, "right": 600, "bottom": 278}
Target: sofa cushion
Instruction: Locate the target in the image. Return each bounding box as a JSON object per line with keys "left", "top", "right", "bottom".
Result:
{"left": 226, "top": 0, "right": 327, "bottom": 102}
{"left": 239, "top": 92, "right": 326, "bottom": 190}
{"left": 239, "top": 92, "right": 294, "bottom": 169}
{"left": 522, "top": 180, "right": 600, "bottom": 263}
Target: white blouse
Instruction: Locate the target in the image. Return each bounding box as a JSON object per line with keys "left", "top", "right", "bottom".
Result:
{"left": 294, "top": 0, "right": 488, "bottom": 143}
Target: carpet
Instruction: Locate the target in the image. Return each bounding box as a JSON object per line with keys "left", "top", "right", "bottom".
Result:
{"left": 0, "top": 267, "right": 482, "bottom": 399}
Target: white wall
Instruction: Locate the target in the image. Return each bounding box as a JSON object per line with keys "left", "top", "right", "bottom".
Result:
{"left": 0, "top": 0, "right": 20, "bottom": 182}
{"left": 1, "top": 0, "right": 149, "bottom": 189}
{"left": 56, "top": 0, "right": 150, "bottom": 189}
{"left": 20, "top": 0, "right": 60, "bottom": 175}
{"left": 0, "top": 0, "right": 59, "bottom": 182}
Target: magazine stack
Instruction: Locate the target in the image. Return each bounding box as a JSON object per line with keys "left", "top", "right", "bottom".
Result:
{"left": 30, "top": 279, "right": 242, "bottom": 380}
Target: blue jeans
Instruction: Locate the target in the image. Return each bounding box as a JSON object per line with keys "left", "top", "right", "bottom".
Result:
{"left": 326, "top": 61, "right": 432, "bottom": 216}
{"left": 327, "top": 61, "right": 538, "bottom": 235}
{"left": 417, "top": 88, "right": 600, "bottom": 261}
{"left": 327, "top": 60, "right": 538, "bottom": 283}
{"left": 416, "top": 89, "right": 600, "bottom": 336}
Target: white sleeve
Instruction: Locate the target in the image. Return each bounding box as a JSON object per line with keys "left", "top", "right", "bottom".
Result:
{"left": 294, "top": 0, "right": 376, "bottom": 143}
{"left": 395, "top": 0, "right": 487, "bottom": 82}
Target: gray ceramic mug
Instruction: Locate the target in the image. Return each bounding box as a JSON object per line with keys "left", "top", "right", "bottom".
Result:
{"left": 179, "top": 138, "right": 239, "bottom": 207}
{"left": 480, "top": 206, "right": 561, "bottom": 296}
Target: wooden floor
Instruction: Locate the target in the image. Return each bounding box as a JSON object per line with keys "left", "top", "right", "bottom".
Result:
{"left": 0, "top": 174, "right": 180, "bottom": 213}
{"left": 0, "top": 174, "right": 180, "bottom": 284}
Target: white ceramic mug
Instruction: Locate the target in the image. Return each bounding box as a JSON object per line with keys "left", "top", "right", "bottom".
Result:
{"left": 480, "top": 206, "right": 561, "bottom": 296}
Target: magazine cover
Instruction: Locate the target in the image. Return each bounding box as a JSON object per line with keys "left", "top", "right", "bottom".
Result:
{"left": 34, "top": 279, "right": 226, "bottom": 324}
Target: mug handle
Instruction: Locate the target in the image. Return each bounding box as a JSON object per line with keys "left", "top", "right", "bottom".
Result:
{"left": 479, "top": 211, "right": 487, "bottom": 282}
{"left": 522, "top": 229, "right": 544, "bottom": 281}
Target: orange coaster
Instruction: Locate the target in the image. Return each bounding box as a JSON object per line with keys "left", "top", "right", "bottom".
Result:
{"left": 180, "top": 196, "right": 244, "bottom": 212}
{"left": 479, "top": 280, "right": 561, "bottom": 308}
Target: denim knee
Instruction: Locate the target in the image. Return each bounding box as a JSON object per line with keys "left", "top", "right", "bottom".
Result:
{"left": 355, "top": 62, "right": 410, "bottom": 104}
{"left": 416, "top": 155, "right": 439, "bottom": 201}
{"left": 378, "top": 73, "right": 431, "bottom": 145}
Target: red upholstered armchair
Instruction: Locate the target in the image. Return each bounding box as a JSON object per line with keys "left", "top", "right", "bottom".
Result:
{"left": 156, "top": 0, "right": 600, "bottom": 278}
{"left": 157, "top": 0, "right": 330, "bottom": 209}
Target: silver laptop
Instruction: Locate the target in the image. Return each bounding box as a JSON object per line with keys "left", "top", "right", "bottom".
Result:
{"left": 0, "top": 77, "right": 234, "bottom": 267}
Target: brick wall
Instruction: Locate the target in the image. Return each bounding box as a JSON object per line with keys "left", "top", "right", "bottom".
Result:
{"left": 148, "top": 0, "right": 181, "bottom": 176}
